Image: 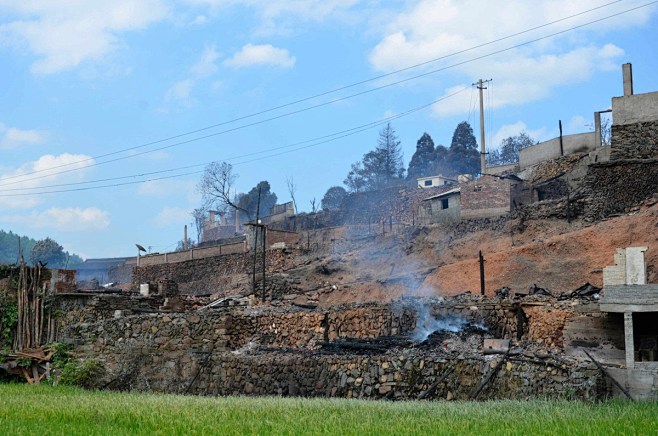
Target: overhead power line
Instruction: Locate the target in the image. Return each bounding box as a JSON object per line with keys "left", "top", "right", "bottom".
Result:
{"left": 0, "top": 88, "right": 467, "bottom": 196}
{"left": 0, "top": 0, "right": 648, "bottom": 186}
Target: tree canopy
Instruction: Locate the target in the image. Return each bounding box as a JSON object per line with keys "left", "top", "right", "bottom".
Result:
{"left": 344, "top": 123, "right": 404, "bottom": 192}
{"left": 406, "top": 133, "right": 436, "bottom": 180}
{"left": 321, "top": 186, "right": 348, "bottom": 211}
{"left": 0, "top": 231, "right": 81, "bottom": 267}
{"left": 487, "top": 132, "right": 536, "bottom": 166}
{"left": 30, "top": 238, "right": 66, "bottom": 268}
{"left": 446, "top": 121, "right": 480, "bottom": 175}
{"left": 237, "top": 181, "right": 278, "bottom": 221}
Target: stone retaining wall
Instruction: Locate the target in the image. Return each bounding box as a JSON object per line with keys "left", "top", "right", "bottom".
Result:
{"left": 611, "top": 121, "right": 658, "bottom": 160}
{"left": 583, "top": 159, "right": 658, "bottom": 220}
{"left": 131, "top": 249, "right": 297, "bottom": 296}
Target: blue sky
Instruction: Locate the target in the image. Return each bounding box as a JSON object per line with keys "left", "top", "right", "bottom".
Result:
{"left": 1, "top": 0, "right": 657, "bottom": 259}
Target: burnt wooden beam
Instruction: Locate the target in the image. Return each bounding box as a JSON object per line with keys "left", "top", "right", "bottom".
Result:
{"left": 582, "top": 349, "right": 634, "bottom": 401}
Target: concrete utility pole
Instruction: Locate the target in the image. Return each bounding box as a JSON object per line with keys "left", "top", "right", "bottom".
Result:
{"left": 474, "top": 79, "right": 492, "bottom": 175}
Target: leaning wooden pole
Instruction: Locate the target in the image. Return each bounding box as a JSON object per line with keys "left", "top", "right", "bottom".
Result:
{"left": 583, "top": 349, "right": 634, "bottom": 401}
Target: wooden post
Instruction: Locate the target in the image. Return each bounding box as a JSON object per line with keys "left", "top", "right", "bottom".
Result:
{"left": 255, "top": 187, "right": 261, "bottom": 300}
{"left": 261, "top": 226, "right": 266, "bottom": 302}
{"left": 479, "top": 251, "right": 485, "bottom": 296}
{"left": 583, "top": 349, "right": 634, "bottom": 401}
{"left": 559, "top": 120, "right": 564, "bottom": 156}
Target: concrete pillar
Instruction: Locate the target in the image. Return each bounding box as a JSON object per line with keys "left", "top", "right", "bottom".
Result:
{"left": 624, "top": 312, "right": 634, "bottom": 369}
{"left": 625, "top": 246, "right": 648, "bottom": 285}
{"left": 594, "top": 111, "right": 602, "bottom": 148}
{"left": 622, "top": 63, "right": 633, "bottom": 97}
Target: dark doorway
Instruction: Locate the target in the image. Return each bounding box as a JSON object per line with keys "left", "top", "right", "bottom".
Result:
{"left": 633, "top": 312, "right": 658, "bottom": 362}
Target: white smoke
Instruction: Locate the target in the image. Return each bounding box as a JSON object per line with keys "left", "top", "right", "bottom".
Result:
{"left": 410, "top": 303, "right": 487, "bottom": 342}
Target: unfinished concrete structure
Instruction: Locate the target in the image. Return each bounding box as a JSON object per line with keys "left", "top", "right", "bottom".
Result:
{"left": 599, "top": 247, "right": 658, "bottom": 400}
{"left": 610, "top": 63, "right": 658, "bottom": 160}
{"left": 520, "top": 132, "right": 597, "bottom": 169}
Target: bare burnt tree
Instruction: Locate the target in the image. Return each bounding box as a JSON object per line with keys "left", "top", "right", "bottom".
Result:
{"left": 191, "top": 207, "right": 206, "bottom": 243}
{"left": 286, "top": 176, "right": 297, "bottom": 213}
{"left": 198, "top": 161, "right": 249, "bottom": 217}
{"left": 310, "top": 197, "right": 318, "bottom": 213}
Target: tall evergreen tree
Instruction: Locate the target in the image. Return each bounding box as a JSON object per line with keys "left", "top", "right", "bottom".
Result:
{"left": 447, "top": 121, "right": 480, "bottom": 175}
{"left": 407, "top": 132, "right": 435, "bottom": 179}
{"left": 343, "top": 123, "right": 405, "bottom": 192}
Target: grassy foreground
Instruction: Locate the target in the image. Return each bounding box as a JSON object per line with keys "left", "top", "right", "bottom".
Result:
{"left": 1, "top": 385, "right": 656, "bottom": 435}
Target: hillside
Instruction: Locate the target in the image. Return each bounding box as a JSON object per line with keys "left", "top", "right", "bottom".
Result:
{"left": 0, "top": 230, "right": 83, "bottom": 267}
{"left": 276, "top": 199, "right": 658, "bottom": 306}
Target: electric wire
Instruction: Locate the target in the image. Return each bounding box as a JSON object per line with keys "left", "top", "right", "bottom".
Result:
{"left": 0, "top": 88, "right": 466, "bottom": 196}
{"left": 0, "top": 0, "right": 648, "bottom": 186}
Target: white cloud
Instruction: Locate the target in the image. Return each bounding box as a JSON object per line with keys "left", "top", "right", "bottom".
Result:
{"left": 0, "top": 153, "right": 94, "bottom": 208}
{"left": 0, "top": 207, "right": 110, "bottom": 231}
{"left": 566, "top": 115, "right": 591, "bottom": 134}
{"left": 165, "top": 79, "right": 195, "bottom": 105}
{"left": 431, "top": 44, "right": 625, "bottom": 117}
{"left": 183, "top": 0, "right": 361, "bottom": 34}
{"left": 369, "top": 0, "right": 650, "bottom": 72}
{"left": 0, "top": 0, "right": 169, "bottom": 74}
{"left": 154, "top": 206, "right": 190, "bottom": 228}
{"left": 223, "top": 44, "right": 296, "bottom": 68}
{"left": 0, "top": 122, "right": 46, "bottom": 149}
{"left": 368, "top": 0, "right": 652, "bottom": 116}
{"left": 138, "top": 179, "right": 195, "bottom": 198}
{"left": 191, "top": 46, "right": 220, "bottom": 77}
{"left": 490, "top": 122, "right": 548, "bottom": 149}
{"left": 164, "top": 46, "right": 220, "bottom": 106}
{"left": 191, "top": 15, "right": 208, "bottom": 25}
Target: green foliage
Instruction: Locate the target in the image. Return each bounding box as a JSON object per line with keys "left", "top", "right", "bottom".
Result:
{"left": 49, "top": 342, "right": 72, "bottom": 368}
{"left": 0, "top": 230, "right": 37, "bottom": 265}
{"left": 321, "top": 186, "right": 348, "bottom": 211}
{"left": 344, "top": 123, "right": 405, "bottom": 192}
{"left": 0, "top": 230, "right": 82, "bottom": 268}
{"left": 488, "top": 131, "right": 537, "bottom": 166}
{"left": 406, "top": 132, "right": 436, "bottom": 180}
{"left": 59, "top": 358, "right": 105, "bottom": 389}
{"left": 30, "top": 238, "right": 66, "bottom": 268}
{"left": 406, "top": 123, "right": 481, "bottom": 181}
{"left": 1, "top": 302, "right": 18, "bottom": 345}
{"left": 446, "top": 121, "right": 480, "bottom": 175}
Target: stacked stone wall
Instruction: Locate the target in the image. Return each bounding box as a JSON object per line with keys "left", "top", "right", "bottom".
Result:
{"left": 58, "top": 297, "right": 610, "bottom": 400}
{"left": 131, "top": 249, "right": 297, "bottom": 296}
{"left": 583, "top": 159, "right": 658, "bottom": 220}
{"left": 611, "top": 121, "right": 658, "bottom": 160}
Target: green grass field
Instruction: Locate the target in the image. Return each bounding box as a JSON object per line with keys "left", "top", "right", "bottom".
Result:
{"left": 1, "top": 384, "right": 656, "bottom": 435}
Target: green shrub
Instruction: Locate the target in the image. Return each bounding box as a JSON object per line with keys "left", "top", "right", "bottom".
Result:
{"left": 59, "top": 359, "right": 105, "bottom": 389}
{"left": 1, "top": 302, "right": 18, "bottom": 344}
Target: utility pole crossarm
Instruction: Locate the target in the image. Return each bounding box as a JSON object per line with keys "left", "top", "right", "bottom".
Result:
{"left": 473, "top": 78, "right": 492, "bottom": 176}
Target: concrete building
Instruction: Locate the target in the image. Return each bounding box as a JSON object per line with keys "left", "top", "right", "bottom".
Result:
{"left": 261, "top": 201, "right": 295, "bottom": 225}
{"left": 201, "top": 210, "right": 241, "bottom": 244}
{"left": 416, "top": 175, "right": 457, "bottom": 189}
{"left": 418, "top": 175, "right": 531, "bottom": 224}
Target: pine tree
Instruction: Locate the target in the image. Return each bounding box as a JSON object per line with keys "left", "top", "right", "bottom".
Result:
{"left": 407, "top": 132, "right": 435, "bottom": 179}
